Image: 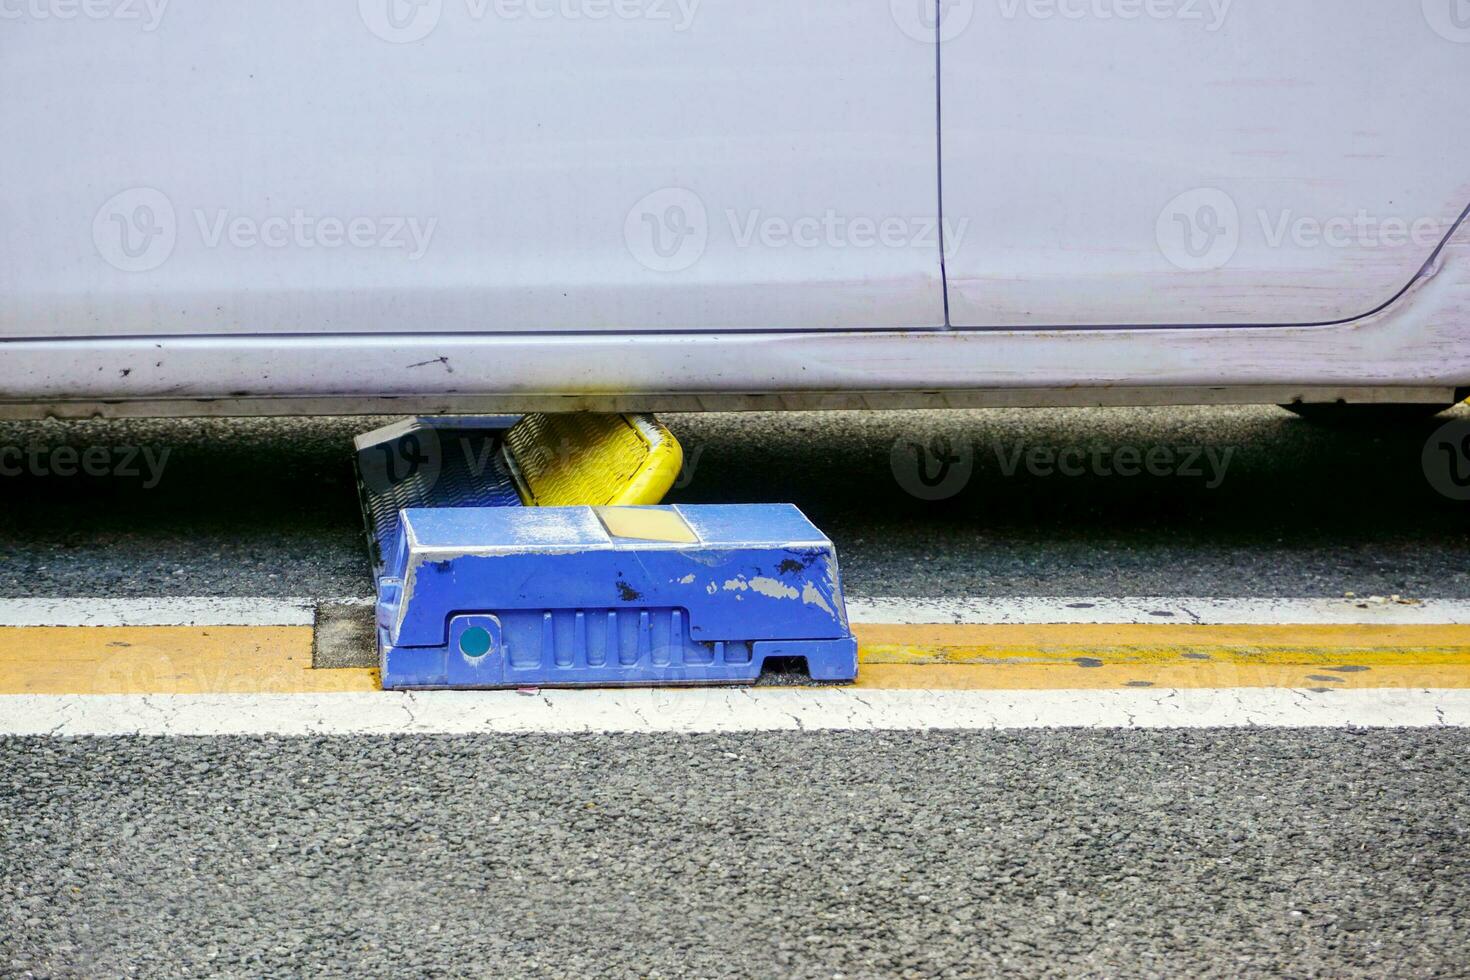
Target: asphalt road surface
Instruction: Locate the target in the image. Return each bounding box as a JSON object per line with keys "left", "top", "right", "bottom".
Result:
{"left": 6, "top": 731, "right": 1468, "bottom": 979}
{"left": 3, "top": 405, "right": 1469, "bottom": 978}
{"left": 0, "top": 405, "right": 1467, "bottom": 600}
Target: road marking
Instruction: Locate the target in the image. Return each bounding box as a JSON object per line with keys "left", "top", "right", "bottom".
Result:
{"left": 2, "top": 688, "right": 1466, "bottom": 736}
{"left": 859, "top": 663, "right": 1470, "bottom": 690}
{"left": 0, "top": 596, "right": 1464, "bottom": 628}
{"left": 5, "top": 623, "right": 1470, "bottom": 696}
{"left": 858, "top": 623, "right": 1470, "bottom": 689}
{"left": 0, "top": 597, "right": 334, "bottom": 628}
{"left": 0, "top": 626, "right": 375, "bottom": 695}
{"left": 847, "top": 597, "right": 1470, "bottom": 626}
{"left": 860, "top": 622, "right": 1470, "bottom": 655}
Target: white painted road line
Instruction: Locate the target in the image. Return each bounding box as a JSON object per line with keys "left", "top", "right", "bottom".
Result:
{"left": 3, "top": 688, "right": 1467, "bottom": 736}
{"left": 0, "top": 596, "right": 1465, "bottom": 628}
{"left": 846, "top": 597, "right": 1470, "bottom": 626}
{"left": 0, "top": 597, "right": 368, "bottom": 628}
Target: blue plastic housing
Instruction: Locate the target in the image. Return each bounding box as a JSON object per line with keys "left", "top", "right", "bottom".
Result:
{"left": 375, "top": 504, "right": 858, "bottom": 689}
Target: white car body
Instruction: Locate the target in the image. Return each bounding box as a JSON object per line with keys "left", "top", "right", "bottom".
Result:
{"left": 2, "top": 0, "right": 1467, "bottom": 417}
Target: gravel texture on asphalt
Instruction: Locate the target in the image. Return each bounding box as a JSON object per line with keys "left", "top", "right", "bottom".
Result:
{"left": 0, "top": 405, "right": 1467, "bottom": 600}
{"left": 4, "top": 730, "right": 1468, "bottom": 979}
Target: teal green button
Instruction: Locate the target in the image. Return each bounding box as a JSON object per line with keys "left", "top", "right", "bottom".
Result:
{"left": 459, "top": 626, "right": 493, "bottom": 658}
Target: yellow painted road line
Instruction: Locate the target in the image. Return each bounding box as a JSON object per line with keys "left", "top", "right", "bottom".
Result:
{"left": 854, "top": 623, "right": 1470, "bottom": 690}
{"left": 855, "top": 663, "right": 1470, "bottom": 690}
{"left": 4, "top": 622, "right": 1470, "bottom": 695}
{"left": 0, "top": 626, "right": 378, "bottom": 695}
{"left": 856, "top": 622, "right": 1470, "bottom": 659}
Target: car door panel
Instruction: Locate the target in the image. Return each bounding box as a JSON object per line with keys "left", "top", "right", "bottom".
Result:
{"left": 941, "top": 1, "right": 1470, "bottom": 328}
{"left": 0, "top": 1, "right": 943, "bottom": 338}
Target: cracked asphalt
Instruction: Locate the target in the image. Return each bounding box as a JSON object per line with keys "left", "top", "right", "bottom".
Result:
{"left": 3, "top": 405, "right": 1470, "bottom": 977}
